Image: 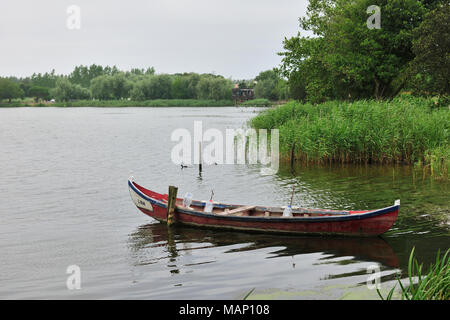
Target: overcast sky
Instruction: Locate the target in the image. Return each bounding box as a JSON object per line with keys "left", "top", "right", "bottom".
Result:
{"left": 0, "top": 0, "right": 309, "bottom": 79}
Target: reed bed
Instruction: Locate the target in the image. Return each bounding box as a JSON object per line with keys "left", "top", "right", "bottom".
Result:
{"left": 239, "top": 98, "right": 272, "bottom": 107}
{"left": 250, "top": 96, "right": 449, "bottom": 179}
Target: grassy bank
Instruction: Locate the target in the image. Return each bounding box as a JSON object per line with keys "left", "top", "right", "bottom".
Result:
{"left": 54, "top": 99, "right": 235, "bottom": 107}
{"left": 0, "top": 98, "right": 282, "bottom": 108}
{"left": 238, "top": 99, "right": 289, "bottom": 107}
{"left": 239, "top": 98, "right": 273, "bottom": 107}
{"left": 0, "top": 99, "right": 235, "bottom": 108}
{"left": 250, "top": 96, "right": 449, "bottom": 179}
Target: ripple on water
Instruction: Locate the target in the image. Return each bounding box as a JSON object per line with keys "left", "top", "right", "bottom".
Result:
{"left": 0, "top": 107, "right": 448, "bottom": 299}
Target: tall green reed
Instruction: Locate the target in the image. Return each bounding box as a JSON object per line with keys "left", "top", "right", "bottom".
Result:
{"left": 250, "top": 97, "right": 449, "bottom": 179}
{"left": 378, "top": 247, "right": 450, "bottom": 300}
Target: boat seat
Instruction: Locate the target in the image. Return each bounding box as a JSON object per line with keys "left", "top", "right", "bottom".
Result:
{"left": 219, "top": 205, "right": 256, "bottom": 216}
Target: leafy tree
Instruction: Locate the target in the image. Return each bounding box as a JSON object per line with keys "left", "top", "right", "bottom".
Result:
{"left": 0, "top": 78, "right": 24, "bottom": 102}
{"left": 129, "top": 80, "right": 146, "bottom": 101}
{"left": 237, "top": 80, "right": 255, "bottom": 89}
{"left": 196, "top": 75, "right": 233, "bottom": 100}
{"left": 110, "top": 73, "right": 133, "bottom": 99}
{"left": 146, "top": 74, "right": 172, "bottom": 99}
{"left": 253, "top": 69, "right": 287, "bottom": 100}
{"left": 280, "top": 0, "right": 427, "bottom": 101}
{"left": 51, "top": 78, "right": 90, "bottom": 101}
{"left": 72, "top": 85, "right": 91, "bottom": 100}
{"left": 186, "top": 73, "right": 201, "bottom": 98}
{"left": 30, "top": 70, "right": 59, "bottom": 88}
{"left": 70, "top": 64, "right": 106, "bottom": 88}
{"left": 171, "top": 75, "right": 192, "bottom": 99}
{"left": 274, "top": 79, "right": 289, "bottom": 100}
{"left": 144, "top": 67, "right": 156, "bottom": 75}
{"left": 126, "top": 67, "right": 155, "bottom": 78}
{"left": 90, "top": 75, "right": 113, "bottom": 100}
{"left": 28, "top": 86, "right": 50, "bottom": 102}
{"left": 255, "top": 70, "right": 277, "bottom": 83}
{"left": 287, "top": 71, "right": 307, "bottom": 101}
{"left": 69, "top": 64, "right": 139, "bottom": 88}
{"left": 19, "top": 78, "right": 32, "bottom": 97}
{"left": 171, "top": 73, "right": 205, "bottom": 99}
{"left": 130, "top": 75, "right": 173, "bottom": 100}
{"left": 254, "top": 78, "right": 278, "bottom": 100}
{"left": 91, "top": 73, "right": 132, "bottom": 100}
{"left": 408, "top": 2, "right": 450, "bottom": 97}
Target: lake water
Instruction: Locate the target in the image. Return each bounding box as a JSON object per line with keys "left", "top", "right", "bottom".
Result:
{"left": 0, "top": 106, "right": 448, "bottom": 299}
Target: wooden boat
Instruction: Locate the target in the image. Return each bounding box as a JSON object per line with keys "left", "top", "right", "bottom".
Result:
{"left": 128, "top": 178, "right": 400, "bottom": 237}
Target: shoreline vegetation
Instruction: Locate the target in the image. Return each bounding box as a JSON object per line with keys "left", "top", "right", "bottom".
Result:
{"left": 0, "top": 97, "right": 277, "bottom": 108}
{"left": 0, "top": 67, "right": 288, "bottom": 108}
{"left": 0, "top": 98, "right": 233, "bottom": 108}
{"left": 250, "top": 95, "right": 449, "bottom": 180}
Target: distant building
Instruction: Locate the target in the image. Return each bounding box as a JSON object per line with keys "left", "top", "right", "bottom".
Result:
{"left": 232, "top": 88, "right": 254, "bottom": 102}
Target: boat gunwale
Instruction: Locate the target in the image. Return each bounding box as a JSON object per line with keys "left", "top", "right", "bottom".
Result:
{"left": 128, "top": 180, "right": 400, "bottom": 223}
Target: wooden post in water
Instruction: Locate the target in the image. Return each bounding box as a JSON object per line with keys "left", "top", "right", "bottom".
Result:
{"left": 290, "top": 185, "right": 295, "bottom": 207}
{"left": 198, "top": 142, "right": 202, "bottom": 176}
{"left": 290, "top": 142, "right": 296, "bottom": 169}
{"left": 167, "top": 185, "right": 178, "bottom": 226}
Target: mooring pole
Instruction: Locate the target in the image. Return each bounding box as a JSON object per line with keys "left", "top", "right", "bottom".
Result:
{"left": 290, "top": 142, "right": 296, "bottom": 169}
{"left": 167, "top": 185, "right": 178, "bottom": 226}
{"left": 198, "top": 142, "right": 202, "bottom": 175}
{"left": 290, "top": 185, "right": 295, "bottom": 207}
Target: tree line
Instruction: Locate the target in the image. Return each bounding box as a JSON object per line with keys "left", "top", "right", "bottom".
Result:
{"left": 4, "top": 1, "right": 444, "bottom": 105}
{"left": 0, "top": 64, "right": 290, "bottom": 103}
{"left": 279, "top": 0, "right": 449, "bottom": 103}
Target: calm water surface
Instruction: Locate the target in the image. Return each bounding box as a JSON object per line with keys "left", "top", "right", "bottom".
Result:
{"left": 0, "top": 106, "right": 448, "bottom": 299}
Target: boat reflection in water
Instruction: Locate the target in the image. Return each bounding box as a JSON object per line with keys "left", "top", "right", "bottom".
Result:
{"left": 128, "top": 222, "right": 399, "bottom": 269}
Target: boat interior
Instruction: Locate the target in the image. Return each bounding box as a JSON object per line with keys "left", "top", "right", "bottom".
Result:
{"left": 174, "top": 199, "right": 361, "bottom": 218}
{"left": 131, "top": 181, "right": 366, "bottom": 218}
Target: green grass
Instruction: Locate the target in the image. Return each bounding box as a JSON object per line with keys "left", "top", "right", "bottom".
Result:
{"left": 1, "top": 99, "right": 234, "bottom": 108}
{"left": 53, "top": 99, "right": 234, "bottom": 107}
{"left": 242, "top": 288, "right": 255, "bottom": 300}
{"left": 0, "top": 98, "right": 278, "bottom": 108}
{"left": 239, "top": 98, "right": 273, "bottom": 107}
{"left": 424, "top": 146, "right": 450, "bottom": 180}
{"left": 250, "top": 96, "right": 450, "bottom": 179}
{"left": 378, "top": 247, "right": 450, "bottom": 300}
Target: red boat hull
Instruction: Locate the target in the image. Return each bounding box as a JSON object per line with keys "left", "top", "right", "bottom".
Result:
{"left": 128, "top": 180, "right": 399, "bottom": 237}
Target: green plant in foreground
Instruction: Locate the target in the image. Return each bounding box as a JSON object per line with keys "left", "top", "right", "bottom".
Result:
{"left": 378, "top": 247, "right": 450, "bottom": 300}
{"left": 243, "top": 288, "right": 255, "bottom": 300}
